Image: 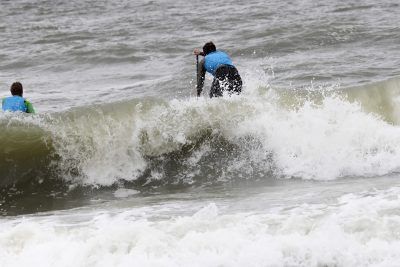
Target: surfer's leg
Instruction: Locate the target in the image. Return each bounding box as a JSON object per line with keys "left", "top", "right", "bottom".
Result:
{"left": 227, "top": 66, "right": 242, "bottom": 95}
{"left": 210, "top": 77, "right": 223, "bottom": 98}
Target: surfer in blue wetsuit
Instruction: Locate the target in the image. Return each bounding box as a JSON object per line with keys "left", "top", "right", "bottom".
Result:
{"left": 194, "top": 42, "right": 242, "bottom": 98}
{"left": 2, "top": 82, "right": 35, "bottom": 113}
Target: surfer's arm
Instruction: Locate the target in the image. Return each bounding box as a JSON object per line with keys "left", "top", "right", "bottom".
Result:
{"left": 193, "top": 48, "right": 205, "bottom": 57}
{"left": 197, "top": 58, "right": 206, "bottom": 96}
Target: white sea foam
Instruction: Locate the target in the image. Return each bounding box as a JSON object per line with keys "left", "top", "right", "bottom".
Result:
{"left": 1, "top": 186, "right": 400, "bottom": 267}
{"left": 234, "top": 94, "right": 400, "bottom": 180}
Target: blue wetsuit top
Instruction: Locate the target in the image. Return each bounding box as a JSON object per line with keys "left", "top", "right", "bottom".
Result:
{"left": 204, "top": 51, "right": 234, "bottom": 76}
{"left": 2, "top": 96, "right": 27, "bottom": 112}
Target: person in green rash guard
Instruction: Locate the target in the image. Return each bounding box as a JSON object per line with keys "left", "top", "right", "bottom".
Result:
{"left": 2, "top": 82, "right": 35, "bottom": 113}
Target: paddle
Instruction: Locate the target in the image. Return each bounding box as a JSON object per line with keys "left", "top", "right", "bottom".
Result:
{"left": 196, "top": 54, "right": 199, "bottom": 96}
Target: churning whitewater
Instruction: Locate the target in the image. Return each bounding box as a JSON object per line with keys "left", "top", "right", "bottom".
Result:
{"left": 1, "top": 0, "right": 400, "bottom": 266}
{"left": 3, "top": 78, "right": 400, "bottom": 188}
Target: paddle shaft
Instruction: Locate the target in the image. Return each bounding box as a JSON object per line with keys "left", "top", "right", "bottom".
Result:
{"left": 196, "top": 55, "right": 199, "bottom": 93}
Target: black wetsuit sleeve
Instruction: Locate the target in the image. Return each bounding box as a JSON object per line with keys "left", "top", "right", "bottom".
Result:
{"left": 197, "top": 58, "right": 206, "bottom": 96}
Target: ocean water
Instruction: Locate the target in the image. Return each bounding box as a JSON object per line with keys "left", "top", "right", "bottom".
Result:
{"left": 1, "top": 0, "right": 400, "bottom": 266}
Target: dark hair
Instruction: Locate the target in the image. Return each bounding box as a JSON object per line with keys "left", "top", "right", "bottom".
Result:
{"left": 10, "top": 82, "right": 23, "bottom": 96}
{"left": 203, "top": 42, "right": 216, "bottom": 55}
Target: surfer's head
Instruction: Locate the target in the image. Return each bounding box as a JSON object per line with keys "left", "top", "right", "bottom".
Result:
{"left": 10, "top": 82, "right": 23, "bottom": 97}
{"left": 203, "top": 42, "right": 216, "bottom": 56}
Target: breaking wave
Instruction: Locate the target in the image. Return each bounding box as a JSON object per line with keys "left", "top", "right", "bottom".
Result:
{"left": 2, "top": 76, "right": 400, "bottom": 190}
